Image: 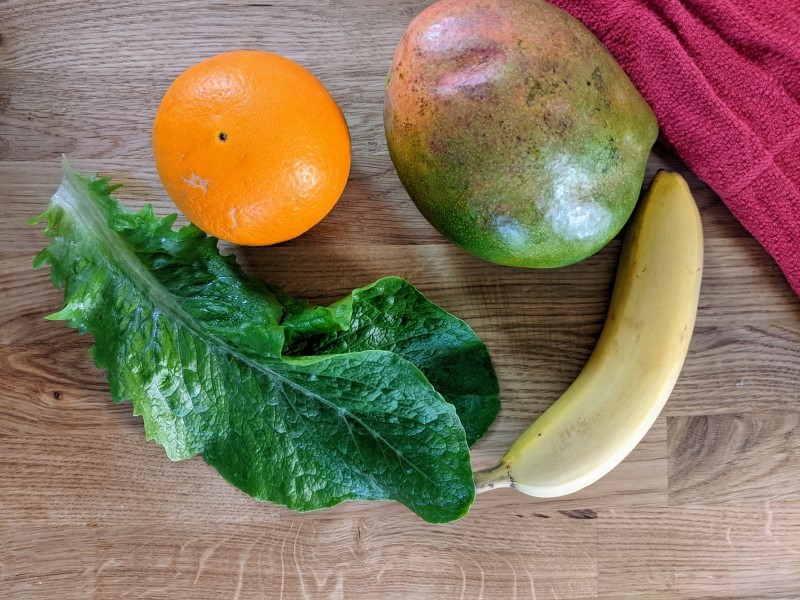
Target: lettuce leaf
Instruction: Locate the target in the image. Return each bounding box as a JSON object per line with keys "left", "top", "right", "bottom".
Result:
{"left": 31, "top": 159, "right": 499, "bottom": 523}
{"left": 279, "top": 278, "right": 499, "bottom": 446}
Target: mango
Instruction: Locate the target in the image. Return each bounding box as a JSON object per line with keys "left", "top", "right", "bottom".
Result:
{"left": 384, "top": 0, "right": 659, "bottom": 267}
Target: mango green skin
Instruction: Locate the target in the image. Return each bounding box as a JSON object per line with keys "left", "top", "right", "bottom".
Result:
{"left": 384, "top": 0, "right": 659, "bottom": 268}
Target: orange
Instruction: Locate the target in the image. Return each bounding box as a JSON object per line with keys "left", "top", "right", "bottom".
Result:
{"left": 152, "top": 50, "right": 351, "bottom": 246}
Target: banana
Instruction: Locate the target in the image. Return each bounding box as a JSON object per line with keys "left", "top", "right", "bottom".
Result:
{"left": 474, "top": 170, "right": 703, "bottom": 497}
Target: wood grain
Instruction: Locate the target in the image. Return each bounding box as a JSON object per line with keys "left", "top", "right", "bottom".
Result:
{"left": 598, "top": 503, "right": 800, "bottom": 599}
{"left": 4, "top": 511, "right": 599, "bottom": 599}
{"left": 2, "top": 0, "right": 800, "bottom": 598}
{"left": 668, "top": 412, "right": 800, "bottom": 504}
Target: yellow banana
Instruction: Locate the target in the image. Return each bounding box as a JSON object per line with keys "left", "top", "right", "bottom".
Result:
{"left": 474, "top": 170, "right": 703, "bottom": 497}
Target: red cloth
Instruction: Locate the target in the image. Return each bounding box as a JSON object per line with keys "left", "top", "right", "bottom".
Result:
{"left": 550, "top": 0, "right": 800, "bottom": 296}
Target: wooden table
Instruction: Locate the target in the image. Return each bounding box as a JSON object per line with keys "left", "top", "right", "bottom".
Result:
{"left": 2, "top": 1, "right": 799, "bottom": 598}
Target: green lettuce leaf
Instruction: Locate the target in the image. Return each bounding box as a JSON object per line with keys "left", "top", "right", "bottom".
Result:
{"left": 278, "top": 278, "right": 499, "bottom": 446}
{"left": 31, "top": 159, "right": 498, "bottom": 523}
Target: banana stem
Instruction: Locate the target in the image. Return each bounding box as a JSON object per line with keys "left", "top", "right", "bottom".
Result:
{"left": 473, "top": 462, "right": 513, "bottom": 494}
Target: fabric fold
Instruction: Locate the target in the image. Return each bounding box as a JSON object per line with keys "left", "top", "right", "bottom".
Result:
{"left": 551, "top": 0, "right": 800, "bottom": 296}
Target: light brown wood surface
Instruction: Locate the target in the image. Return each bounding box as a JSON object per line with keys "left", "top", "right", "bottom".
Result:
{"left": 2, "top": 1, "right": 799, "bottom": 598}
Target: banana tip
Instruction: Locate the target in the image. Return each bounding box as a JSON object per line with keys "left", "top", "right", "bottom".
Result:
{"left": 473, "top": 462, "right": 513, "bottom": 494}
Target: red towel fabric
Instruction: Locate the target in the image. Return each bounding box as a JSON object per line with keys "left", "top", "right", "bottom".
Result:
{"left": 550, "top": 0, "right": 800, "bottom": 296}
